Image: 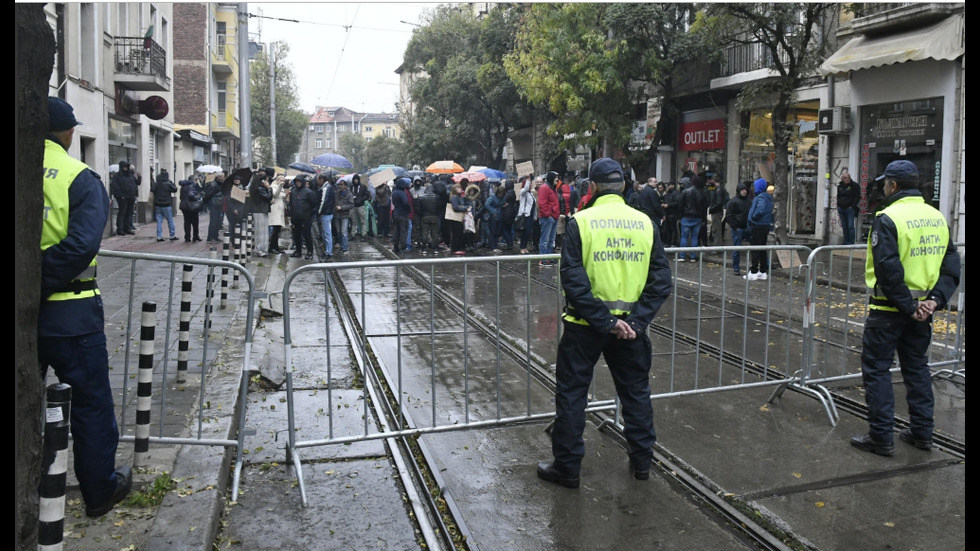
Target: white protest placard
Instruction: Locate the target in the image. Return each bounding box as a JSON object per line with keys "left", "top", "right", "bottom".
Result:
{"left": 516, "top": 161, "right": 534, "bottom": 178}
{"left": 230, "top": 185, "right": 247, "bottom": 204}
{"left": 369, "top": 168, "right": 396, "bottom": 188}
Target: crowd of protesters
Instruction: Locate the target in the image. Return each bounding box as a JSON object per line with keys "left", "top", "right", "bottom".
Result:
{"left": 109, "top": 164, "right": 777, "bottom": 275}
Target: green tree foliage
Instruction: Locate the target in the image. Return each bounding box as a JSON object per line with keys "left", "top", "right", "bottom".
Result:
{"left": 249, "top": 41, "right": 307, "bottom": 169}
{"left": 364, "top": 135, "right": 405, "bottom": 170}
{"left": 505, "top": 3, "right": 710, "bottom": 178}
{"left": 338, "top": 133, "right": 367, "bottom": 173}
{"left": 702, "top": 3, "right": 840, "bottom": 242}
{"left": 401, "top": 4, "right": 533, "bottom": 169}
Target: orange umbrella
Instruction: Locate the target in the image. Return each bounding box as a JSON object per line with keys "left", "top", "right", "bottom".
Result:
{"left": 425, "top": 160, "right": 465, "bottom": 174}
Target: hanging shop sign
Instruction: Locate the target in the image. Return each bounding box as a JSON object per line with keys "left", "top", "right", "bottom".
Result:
{"left": 679, "top": 119, "right": 725, "bottom": 151}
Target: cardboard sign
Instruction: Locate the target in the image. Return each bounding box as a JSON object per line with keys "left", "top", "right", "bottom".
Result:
{"left": 369, "top": 168, "right": 396, "bottom": 188}
{"left": 230, "top": 185, "right": 247, "bottom": 204}
{"left": 516, "top": 161, "right": 534, "bottom": 178}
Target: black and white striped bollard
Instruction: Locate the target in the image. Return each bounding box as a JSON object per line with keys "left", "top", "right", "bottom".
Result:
{"left": 176, "top": 264, "right": 192, "bottom": 383}
{"left": 221, "top": 234, "right": 230, "bottom": 308}
{"left": 135, "top": 301, "right": 156, "bottom": 467}
{"left": 232, "top": 225, "right": 242, "bottom": 289}
{"left": 38, "top": 383, "right": 71, "bottom": 551}
{"left": 205, "top": 247, "right": 217, "bottom": 331}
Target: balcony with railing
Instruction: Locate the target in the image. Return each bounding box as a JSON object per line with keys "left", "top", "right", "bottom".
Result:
{"left": 113, "top": 36, "right": 169, "bottom": 91}
{"left": 717, "top": 41, "right": 790, "bottom": 79}
{"left": 211, "top": 106, "right": 240, "bottom": 139}
{"left": 846, "top": 2, "right": 961, "bottom": 37}
{"left": 211, "top": 35, "right": 236, "bottom": 74}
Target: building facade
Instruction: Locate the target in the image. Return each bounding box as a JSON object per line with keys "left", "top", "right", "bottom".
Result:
{"left": 298, "top": 106, "right": 400, "bottom": 167}
{"left": 46, "top": 2, "right": 175, "bottom": 227}
{"left": 172, "top": 2, "right": 243, "bottom": 179}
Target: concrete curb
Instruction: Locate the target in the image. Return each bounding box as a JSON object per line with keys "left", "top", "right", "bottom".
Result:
{"left": 144, "top": 258, "right": 279, "bottom": 551}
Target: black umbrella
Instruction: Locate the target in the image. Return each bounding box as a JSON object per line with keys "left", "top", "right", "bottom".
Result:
{"left": 319, "top": 168, "right": 341, "bottom": 180}
{"left": 288, "top": 162, "right": 317, "bottom": 174}
{"left": 404, "top": 170, "right": 427, "bottom": 180}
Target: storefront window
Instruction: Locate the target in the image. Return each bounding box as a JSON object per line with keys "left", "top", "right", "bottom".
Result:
{"left": 678, "top": 116, "right": 725, "bottom": 177}
{"left": 739, "top": 101, "right": 819, "bottom": 234}
{"left": 108, "top": 117, "right": 138, "bottom": 166}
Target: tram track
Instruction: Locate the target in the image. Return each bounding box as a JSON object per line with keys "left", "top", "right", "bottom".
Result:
{"left": 322, "top": 237, "right": 963, "bottom": 550}
{"left": 325, "top": 241, "right": 798, "bottom": 549}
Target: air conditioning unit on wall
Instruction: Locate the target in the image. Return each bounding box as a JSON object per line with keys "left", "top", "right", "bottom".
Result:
{"left": 818, "top": 106, "right": 852, "bottom": 134}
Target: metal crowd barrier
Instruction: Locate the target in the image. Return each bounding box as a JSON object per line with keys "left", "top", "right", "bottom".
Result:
{"left": 277, "top": 242, "right": 966, "bottom": 502}
{"left": 796, "top": 243, "right": 967, "bottom": 423}
{"left": 95, "top": 250, "right": 256, "bottom": 501}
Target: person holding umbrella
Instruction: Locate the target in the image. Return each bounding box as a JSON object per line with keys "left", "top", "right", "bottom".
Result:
{"left": 374, "top": 178, "right": 392, "bottom": 238}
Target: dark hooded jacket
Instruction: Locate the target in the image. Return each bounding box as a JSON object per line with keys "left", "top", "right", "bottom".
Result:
{"left": 151, "top": 170, "right": 177, "bottom": 207}
{"left": 350, "top": 175, "right": 371, "bottom": 207}
{"left": 391, "top": 178, "right": 412, "bottom": 218}
{"left": 725, "top": 182, "right": 752, "bottom": 230}
{"left": 287, "top": 177, "right": 318, "bottom": 220}
{"left": 417, "top": 183, "right": 443, "bottom": 219}
{"left": 248, "top": 172, "right": 272, "bottom": 215}
{"left": 179, "top": 179, "right": 204, "bottom": 211}
{"left": 680, "top": 175, "right": 709, "bottom": 220}
{"left": 111, "top": 160, "right": 140, "bottom": 199}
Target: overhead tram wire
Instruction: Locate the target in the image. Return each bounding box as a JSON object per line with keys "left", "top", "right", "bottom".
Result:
{"left": 246, "top": 11, "right": 413, "bottom": 35}
{"left": 322, "top": 4, "right": 360, "bottom": 107}
{"left": 249, "top": 7, "right": 406, "bottom": 109}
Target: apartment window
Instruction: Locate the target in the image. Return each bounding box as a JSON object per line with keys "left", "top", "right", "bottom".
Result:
{"left": 160, "top": 16, "right": 168, "bottom": 53}
{"left": 217, "top": 21, "right": 226, "bottom": 48}
{"left": 337, "top": 124, "right": 347, "bottom": 132}
{"left": 315, "top": 139, "right": 323, "bottom": 148}
{"left": 383, "top": 127, "right": 395, "bottom": 138}
{"left": 325, "top": 139, "right": 332, "bottom": 149}
{"left": 316, "top": 124, "right": 325, "bottom": 133}
{"left": 217, "top": 81, "right": 227, "bottom": 113}
{"left": 79, "top": 4, "right": 97, "bottom": 85}
{"left": 117, "top": 3, "right": 128, "bottom": 35}
{"left": 365, "top": 126, "right": 372, "bottom": 132}
{"left": 309, "top": 125, "right": 315, "bottom": 131}
{"left": 365, "top": 137, "right": 372, "bottom": 142}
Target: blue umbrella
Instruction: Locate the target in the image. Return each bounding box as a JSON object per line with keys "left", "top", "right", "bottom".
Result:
{"left": 310, "top": 153, "right": 353, "bottom": 169}
{"left": 477, "top": 168, "right": 507, "bottom": 179}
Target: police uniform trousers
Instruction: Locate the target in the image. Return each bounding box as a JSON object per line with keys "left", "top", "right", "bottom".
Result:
{"left": 860, "top": 309, "right": 935, "bottom": 443}
{"left": 39, "top": 331, "right": 119, "bottom": 507}
{"left": 552, "top": 321, "right": 656, "bottom": 473}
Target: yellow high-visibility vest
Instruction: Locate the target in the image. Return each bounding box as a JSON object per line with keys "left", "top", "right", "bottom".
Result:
{"left": 563, "top": 194, "right": 654, "bottom": 325}
{"left": 42, "top": 139, "right": 99, "bottom": 301}
{"left": 866, "top": 195, "right": 948, "bottom": 312}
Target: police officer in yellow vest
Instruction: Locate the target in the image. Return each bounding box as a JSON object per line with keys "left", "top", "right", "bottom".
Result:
{"left": 41, "top": 97, "right": 131, "bottom": 516}
{"left": 537, "top": 158, "right": 672, "bottom": 488}
{"left": 850, "top": 160, "right": 960, "bottom": 457}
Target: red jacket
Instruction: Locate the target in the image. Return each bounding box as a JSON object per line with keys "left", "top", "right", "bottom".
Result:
{"left": 537, "top": 182, "right": 560, "bottom": 219}
{"left": 556, "top": 181, "right": 572, "bottom": 215}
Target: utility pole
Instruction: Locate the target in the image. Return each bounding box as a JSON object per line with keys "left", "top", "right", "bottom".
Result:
{"left": 238, "top": 3, "right": 251, "bottom": 169}
{"left": 269, "top": 41, "right": 277, "bottom": 165}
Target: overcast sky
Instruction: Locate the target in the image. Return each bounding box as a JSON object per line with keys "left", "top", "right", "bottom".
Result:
{"left": 248, "top": 2, "right": 433, "bottom": 115}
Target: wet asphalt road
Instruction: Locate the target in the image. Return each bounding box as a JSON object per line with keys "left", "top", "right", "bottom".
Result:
{"left": 55, "top": 215, "right": 965, "bottom": 551}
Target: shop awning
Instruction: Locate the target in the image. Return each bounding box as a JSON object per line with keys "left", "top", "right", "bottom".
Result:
{"left": 819, "top": 14, "right": 963, "bottom": 76}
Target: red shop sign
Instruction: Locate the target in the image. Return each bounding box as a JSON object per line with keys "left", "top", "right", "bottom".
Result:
{"left": 679, "top": 119, "right": 725, "bottom": 151}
